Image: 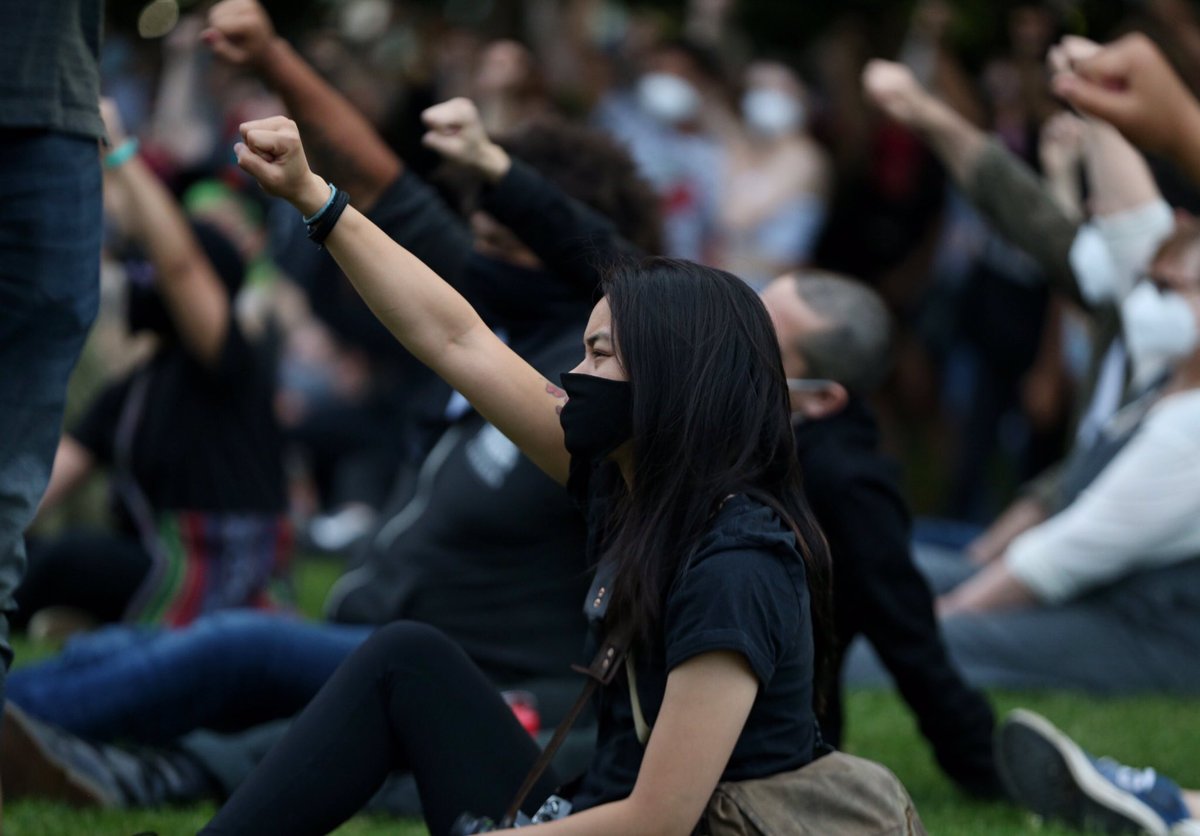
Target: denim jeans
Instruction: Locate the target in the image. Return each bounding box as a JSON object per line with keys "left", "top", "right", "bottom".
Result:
{"left": 0, "top": 129, "right": 102, "bottom": 706}
{"left": 7, "top": 610, "right": 372, "bottom": 742}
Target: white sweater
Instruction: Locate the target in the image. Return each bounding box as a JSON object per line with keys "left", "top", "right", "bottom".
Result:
{"left": 1007, "top": 388, "right": 1200, "bottom": 603}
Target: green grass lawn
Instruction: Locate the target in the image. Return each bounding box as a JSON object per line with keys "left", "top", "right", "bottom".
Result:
{"left": 6, "top": 557, "right": 1198, "bottom": 835}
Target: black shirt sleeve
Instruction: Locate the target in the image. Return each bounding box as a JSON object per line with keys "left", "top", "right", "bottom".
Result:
{"left": 481, "top": 159, "right": 646, "bottom": 296}
{"left": 664, "top": 548, "right": 804, "bottom": 685}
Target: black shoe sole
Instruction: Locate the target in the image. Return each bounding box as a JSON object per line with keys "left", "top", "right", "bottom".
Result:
{"left": 0, "top": 704, "right": 114, "bottom": 808}
{"left": 996, "top": 709, "right": 1166, "bottom": 835}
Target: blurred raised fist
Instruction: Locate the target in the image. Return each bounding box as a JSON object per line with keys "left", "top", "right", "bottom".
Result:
{"left": 1038, "top": 111, "right": 1085, "bottom": 177}
{"left": 1051, "top": 32, "right": 1200, "bottom": 159}
{"left": 862, "top": 59, "right": 927, "bottom": 126}
{"left": 203, "top": 0, "right": 276, "bottom": 68}
{"left": 235, "top": 116, "right": 326, "bottom": 212}
{"left": 421, "top": 98, "right": 511, "bottom": 182}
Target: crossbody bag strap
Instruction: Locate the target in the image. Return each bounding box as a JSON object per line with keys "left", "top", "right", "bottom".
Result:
{"left": 500, "top": 628, "right": 631, "bottom": 828}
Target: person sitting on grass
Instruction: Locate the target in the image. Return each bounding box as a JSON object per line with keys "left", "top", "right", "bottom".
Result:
{"left": 989, "top": 29, "right": 1200, "bottom": 835}
{"left": 197, "top": 109, "right": 842, "bottom": 835}
{"left": 14, "top": 100, "right": 291, "bottom": 631}
{"left": 3, "top": 97, "right": 662, "bottom": 828}
{"left": 415, "top": 95, "right": 1001, "bottom": 798}
{"left": 854, "top": 50, "right": 1200, "bottom": 695}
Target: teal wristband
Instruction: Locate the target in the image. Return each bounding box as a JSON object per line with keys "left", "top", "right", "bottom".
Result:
{"left": 303, "top": 183, "right": 337, "bottom": 225}
{"left": 104, "top": 138, "right": 139, "bottom": 169}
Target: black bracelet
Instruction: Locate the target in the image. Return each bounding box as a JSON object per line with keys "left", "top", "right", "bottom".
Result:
{"left": 306, "top": 186, "right": 351, "bottom": 248}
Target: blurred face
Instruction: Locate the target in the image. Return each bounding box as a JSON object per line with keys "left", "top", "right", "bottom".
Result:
{"left": 637, "top": 48, "right": 708, "bottom": 126}
{"left": 648, "top": 49, "right": 705, "bottom": 91}
{"left": 741, "top": 62, "right": 806, "bottom": 138}
{"left": 1148, "top": 237, "right": 1200, "bottom": 295}
{"left": 760, "top": 276, "right": 848, "bottom": 420}
{"left": 569, "top": 298, "right": 627, "bottom": 381}
{"left": 760, "top": 277, "right": 824, "bottom": 379}
{"left": 474, "top": 40, "right": 534, "bottom": 96}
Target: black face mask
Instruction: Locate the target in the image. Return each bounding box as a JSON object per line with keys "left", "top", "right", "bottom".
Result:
{"left": 559, "top": 372, "right": 634, "bottom": 461}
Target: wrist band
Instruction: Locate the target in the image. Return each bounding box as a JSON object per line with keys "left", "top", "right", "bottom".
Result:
{"left": 104, "top": 138, "right": 139, "bottom": 169}
{"left": 302, "top": 182, "right": 337, "bottom": 225}
{"left": 306, "top": 185, "right": 350, "bottom": 248}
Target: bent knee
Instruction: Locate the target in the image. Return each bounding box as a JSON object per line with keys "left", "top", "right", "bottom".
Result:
{"left": 357, "top": 621, "right": 461, "bottom": 668}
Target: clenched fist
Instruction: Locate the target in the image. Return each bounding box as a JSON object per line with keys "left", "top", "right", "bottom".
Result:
{"left": 421, "top": 98, "right": 511, "bottom": 182}
{"left": 1050, "top": 33, "right": 1200, "bottom": 161}
{"left": 862, "top": 60, "right": 929, "bottom": 127}
{"left": 235, "top": 117, "right": 328, "bottom": 213}
{"left": 203, "top": 0, "right": 276, "bottom": 68}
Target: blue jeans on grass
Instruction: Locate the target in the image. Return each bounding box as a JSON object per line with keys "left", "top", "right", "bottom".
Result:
{"left": 7, "top": 610, "right": 372, "bottom": 742}
{"left": 0, "top": 129, "right": 101, "bottom": 708}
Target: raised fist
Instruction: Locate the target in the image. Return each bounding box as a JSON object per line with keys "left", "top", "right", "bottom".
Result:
{"left": 421, "top": 98, "right": 511, "bottom": 181}
{"left": 862, "top": 60, "right": 928, "bottom": 127}
{"left": 203, "top": 0, "right": 276, "bottom": 68}
{"left": 1051, "top": 33, "right": 1200, "bottom": 160}
{"left": 235, "top": 116, "right": 327, "bottom": 212}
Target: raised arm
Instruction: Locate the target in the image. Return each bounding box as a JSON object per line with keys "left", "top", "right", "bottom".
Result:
{"left": 101, "top": 101, "right": 232, "bottom": 368}
{"left": 1052, "top": 32, "right": 1200, "bottom": 188}
{"left": 204, "top": 0, "right": 399, "bottom": 210}
{"left": 235, "top": 116, "right": 571, "bottom": 484}
{"left": 421, "top": 98, "right": 645, "bottom": 293}
{"left": 864, "top": 59, "right": 1083, "bottom": 304}
{"left": 862, "top": 59, "right": 987, "bottom": 186}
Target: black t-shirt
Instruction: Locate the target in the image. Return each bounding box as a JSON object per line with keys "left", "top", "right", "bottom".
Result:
{"left": 326, "top": 332, "right": 592, "bottom": 697}
{"left": 572, "top": 482, "right": 817, "bottom": 811}
{"left": 72, "top": 323, "right": 285, "bottom": 520}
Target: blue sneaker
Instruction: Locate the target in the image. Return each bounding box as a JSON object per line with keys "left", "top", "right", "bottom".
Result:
{"left": 997, "top": 709, "right": 1191, "bottom": 835}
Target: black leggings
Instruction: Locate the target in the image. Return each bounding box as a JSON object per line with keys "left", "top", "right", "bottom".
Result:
{"left": 201, "top": 622, "right": 562, "bottom": 836}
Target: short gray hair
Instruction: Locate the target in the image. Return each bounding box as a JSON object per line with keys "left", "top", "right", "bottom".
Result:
{"left": 791, "top": 271, "right": 893, "bottom": 394}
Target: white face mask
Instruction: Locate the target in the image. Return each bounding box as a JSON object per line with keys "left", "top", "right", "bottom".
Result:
{"left": 1121, "top": 282, "right": 1200, "bottom": 385}
{"left": 741, "top": 88, "right": 804, "bottom": 138}
{"left": 637, "top": 73, "right": 701, "bottom": 125}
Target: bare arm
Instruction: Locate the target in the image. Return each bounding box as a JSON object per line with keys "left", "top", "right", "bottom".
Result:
{"left": 147, "top": 16, "right": 218, "bottom": 170}
{"left": 966, "top": 496, "right": 1049, "bottom": 566}
{"left": 236, "top": 117, "right": 571, "bottom": 484}
{"left": 37, "top": 438, "right": 95, "bottom": 517}
{"left": 204, "top": 0, "right": 399, "bottom": 210}
{"left": 1039, "top": 112, "right": 1085, "bottom": 221}
{"left": 102, "top": 102, "right": 231, "bottom": 368}
{"left": 862, "top": 59, "right": 987, "bottom": 187}
{"left": 529, "top": 651, "right": 759, "bottom": 836}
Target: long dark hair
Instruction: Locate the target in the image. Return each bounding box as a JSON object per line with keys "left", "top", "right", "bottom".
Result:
{"left": 601, "top": 257, "right": 834, "bottom": 704}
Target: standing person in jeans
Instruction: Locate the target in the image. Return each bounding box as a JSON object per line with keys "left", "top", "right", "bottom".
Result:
{"left": 0, "top": 0, "right": 103, "bottom": 749}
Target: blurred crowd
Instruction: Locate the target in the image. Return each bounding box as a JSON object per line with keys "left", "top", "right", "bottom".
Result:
{"left": 5, "top": 0, "right": 1200, "bottom": 832}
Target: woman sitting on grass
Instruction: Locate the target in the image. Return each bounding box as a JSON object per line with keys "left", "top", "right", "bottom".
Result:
{"left": 200, "top": 115, "right": 834, "bottom": 836}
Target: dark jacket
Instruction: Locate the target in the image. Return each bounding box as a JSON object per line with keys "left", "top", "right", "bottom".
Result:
{"left": 794, "top": 400, "right": 999, "bottom": 795}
